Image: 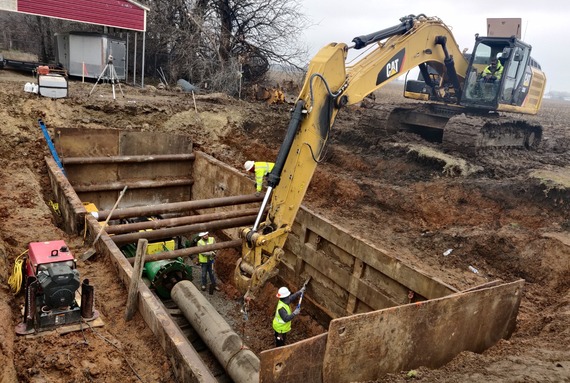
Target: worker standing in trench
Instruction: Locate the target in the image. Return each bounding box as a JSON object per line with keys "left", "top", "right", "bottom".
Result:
{"left": 272, "top": 285, "right": 305, "bottom": 347}
{"left": 196, "top": 232, "right": 220, "bottom": 293}
{"left": 244, "top": 160, "right": 275, "bottom": 196}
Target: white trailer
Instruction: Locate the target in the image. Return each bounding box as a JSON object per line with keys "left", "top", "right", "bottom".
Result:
{"left": 55, "top": 32, "right": 126, "bottom": 80}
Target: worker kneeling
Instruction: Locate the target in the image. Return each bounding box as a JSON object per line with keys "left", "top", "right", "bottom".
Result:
{"left": 272, "top": 285, "right": 305, "bottom": 347}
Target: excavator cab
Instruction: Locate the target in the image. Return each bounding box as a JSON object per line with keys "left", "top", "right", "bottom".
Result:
{"left": 461, "top": 36, "right": 541, "bottom": 112}
{"left": 404, "top": 35, "right": 545, "bottom": 116}
{"left": 398, "top": 32, "right": 545, "bottom": 147}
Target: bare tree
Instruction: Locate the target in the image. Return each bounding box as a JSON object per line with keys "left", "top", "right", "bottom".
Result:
{"left": 218, "top": 0, "right": 308, "bottom": 67}
{"left": 143, "top": 0, "right": 308, "bottom": 93}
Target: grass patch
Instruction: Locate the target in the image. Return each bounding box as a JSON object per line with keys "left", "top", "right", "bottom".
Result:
{"left": 394, "top": 143, "right": 483, "bottom": 176}
{"left": 529, "top": 168, "right": 570, "bottom": 192}
{"left": 0, "top": 50, "right": 38, "bottom": 61}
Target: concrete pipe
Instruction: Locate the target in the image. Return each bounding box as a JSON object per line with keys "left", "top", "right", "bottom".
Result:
{"left": 171, "top": 281, "right": 259, "bottom": 383}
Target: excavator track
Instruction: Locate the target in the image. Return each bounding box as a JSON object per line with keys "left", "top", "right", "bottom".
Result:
{"left": 386, "top": 104, "right": 542, "bottom": 152}
{"left": 444, "top": 114, "right": 542, "bottom": 151}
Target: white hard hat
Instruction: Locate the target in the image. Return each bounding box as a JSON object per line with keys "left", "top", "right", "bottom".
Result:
{"left": 244, "top": 160, "right": 254, "bottom": 171}
{"left": 198, "top": 232, "right": 209, "bottom": 237}
{"left": 276, "top": 286, "right": 291, "bottom": 298}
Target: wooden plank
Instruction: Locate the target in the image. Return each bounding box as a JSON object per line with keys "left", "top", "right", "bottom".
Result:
{"left": 300, "top": 244, "right": 398, "bottom": 311}
{"left": 287, "top": 233, "right": 410, "bottom": 306}
{"left": 260, "top": 333, "right": 327, "bottom": 383}
{"left": 322, "top": 280, "right": 524, "bottom": 383}
{"left": 57, "top": 317, "right": 105, "bottom": 335}
{"left": 23, "top": 317, "right": 105, "bottom": 338}
{"left": 346, "top": 258, "right": 364, "bottom": 314}
{"left": 307, "top": 230, "right": 355, "bottom": 269}
{"left": 125, "top": 239, "right": 148, "bottom": 321}
{"left": 296, "top": 208, "right": 457, "bottom": 299}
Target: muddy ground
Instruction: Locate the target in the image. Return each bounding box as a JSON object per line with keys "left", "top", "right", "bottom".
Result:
{"left": 0, "top": 69, "right": 568, "bottom": 383}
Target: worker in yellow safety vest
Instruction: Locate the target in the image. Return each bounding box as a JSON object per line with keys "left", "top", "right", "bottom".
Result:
{"left": 197, "top": 232, "right": 220, "bottom": 292}
{"left": 480, "top": 58, "right": 503, "bottom": 83}
{"left": 243, "top": 160, "right": 275, "bottom": 195}
{"left": 272, "top": 285, "right": 305, "bottom": 347}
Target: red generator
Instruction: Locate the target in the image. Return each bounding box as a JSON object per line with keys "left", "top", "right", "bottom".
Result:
{"left": 16, "top": 240, "right": 96, "bottom": 335}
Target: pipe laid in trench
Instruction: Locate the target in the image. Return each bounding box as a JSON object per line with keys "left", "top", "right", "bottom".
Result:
{"left": 93, "top": 194, "right": 263, "bottom": 221}
{"left": 127, "top": 239, "right": 242, "bottom": 264}
{"left": 171, "top": 281, "right": 259, "bottom": 383}
{"left": 111, "top": 215, "right": 256, "bottom": 245}
{"left": 106, "top": 208, "right": 262, "bottom": 235}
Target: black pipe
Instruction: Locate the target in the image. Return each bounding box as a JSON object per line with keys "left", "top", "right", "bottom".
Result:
{"left": 266, "top": 100, "right": 305, "bottom": 189}
{"left": 435, "top": 36, "right": 463, "bottom": 102}
{"left": 81, "top": 279, "right": 95, "bottom": 319}
{"left": 352, "top": 15, "right": 417, "bottom": 49}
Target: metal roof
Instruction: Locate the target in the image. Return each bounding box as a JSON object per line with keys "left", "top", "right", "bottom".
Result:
{"left": 1, "top": 0, "right": 147, "bottom": 32}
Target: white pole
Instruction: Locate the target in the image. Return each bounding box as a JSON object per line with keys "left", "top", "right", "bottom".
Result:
{"left": 133, "top": 32, "right": 137, "bottom": 86}
{"left": 141, "top": 32, "right": 146, "bottom": 88}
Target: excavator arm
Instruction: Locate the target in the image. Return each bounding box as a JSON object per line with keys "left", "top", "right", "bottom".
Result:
{"left": 234, "top": 15, "right": 474, "bottom": 297}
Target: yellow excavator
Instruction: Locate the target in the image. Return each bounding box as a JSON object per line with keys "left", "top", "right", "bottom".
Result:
{"left": 234, "top": 14, "right": 547, "bottom": 297}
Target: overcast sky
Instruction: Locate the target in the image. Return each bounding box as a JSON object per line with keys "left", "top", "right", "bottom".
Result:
{"left": 298, "top": 1, "right": 569, "bottom": 93}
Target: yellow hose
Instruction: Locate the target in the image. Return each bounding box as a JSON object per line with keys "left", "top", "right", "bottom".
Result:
{"left": 8, "top": 250, "right": 27, "bottom": 294}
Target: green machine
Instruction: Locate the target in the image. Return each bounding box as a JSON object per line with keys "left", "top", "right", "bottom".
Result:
{"left": 121, "top": 238, "right": 193, "bottom": 299}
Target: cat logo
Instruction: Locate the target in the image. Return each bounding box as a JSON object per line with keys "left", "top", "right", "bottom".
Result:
{"left": 386, "top": 60, "right": 400, "bottom": 77}
{"left": 376, "top": 49, "right": 406, "bottom": 85}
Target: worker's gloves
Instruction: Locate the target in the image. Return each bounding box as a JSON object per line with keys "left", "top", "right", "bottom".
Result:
{"left": 293, "top": 308, "right": 301, "bottom": 316}
{"left": 300, "top": 286, "right": 306, "bottom": 294}
{"left": 204, "top": 251, "right": 216, "bottom": 259}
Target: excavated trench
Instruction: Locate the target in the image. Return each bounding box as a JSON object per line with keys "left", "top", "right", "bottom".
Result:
{"left": 46, "top": 128, "right": 525, "bottom": 383}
